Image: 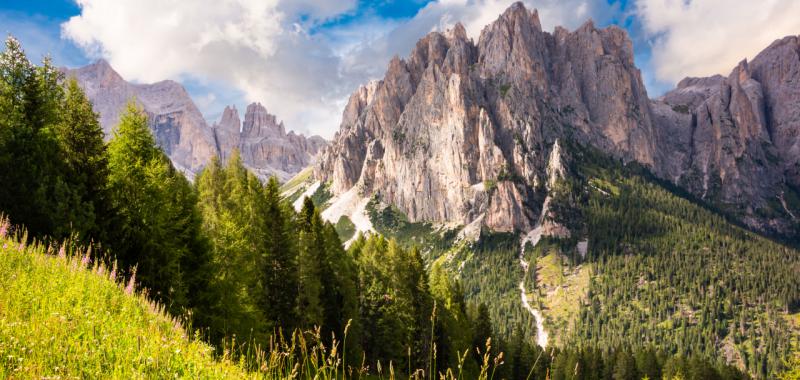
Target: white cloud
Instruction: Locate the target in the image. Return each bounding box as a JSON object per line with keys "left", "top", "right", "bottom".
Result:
{"left": 62, "top": 0, "right": 615, "bottom": 138}
{"left": 636, "top": 0, "right": 800, "bottom": 84}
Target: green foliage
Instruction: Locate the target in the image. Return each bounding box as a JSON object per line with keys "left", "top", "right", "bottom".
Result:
{"left": 106, "top": 103, "right": 207, "bottom": 314}
{"left": 0, "top": 36, "right": 98, "bottom": 242}
{"left": 672, "top": 104, "right": 691, "bottom": 114}
{"left": 334, "top": 215, "right": 356, "bottom": 242}
{"left": 563, "top": 144, "right": 800, "bottom": 378}
{"left": 366, "top": 197, "right": 458, "bottom": 253}
{"left": 499, "top": 84, "right": 512, "bottom": 97}
{"left": 0, "top": 227, "right": 253, "bottom": 379}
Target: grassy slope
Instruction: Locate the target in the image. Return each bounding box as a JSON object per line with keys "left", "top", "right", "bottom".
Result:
{"left": 0, "top": 235, "right": 254, "bottom": 379}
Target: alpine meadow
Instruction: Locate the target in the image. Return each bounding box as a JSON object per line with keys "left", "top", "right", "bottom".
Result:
{"left": 0, "top": 1, "right": 799, "bottom": 379}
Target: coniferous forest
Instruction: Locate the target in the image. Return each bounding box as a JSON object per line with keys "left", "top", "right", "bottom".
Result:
{"left": 0, "top": 36, "right": 797, "bottom": 379}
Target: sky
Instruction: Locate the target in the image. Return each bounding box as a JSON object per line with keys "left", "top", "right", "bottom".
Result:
{"left": 1, "top": 0, "right": 799, "bottom": 138}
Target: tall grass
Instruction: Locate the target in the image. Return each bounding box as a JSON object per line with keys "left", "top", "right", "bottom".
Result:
{"left": 0, "top": 215, "right": 505, "bottom": 379}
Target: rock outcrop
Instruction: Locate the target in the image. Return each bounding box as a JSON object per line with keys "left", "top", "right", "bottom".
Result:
{"left": 64, "top": 61, "right": 327, "bottom": 181}
{"left": 212, "top": 103, "right": 327, "bottom": 182}
{"left": 316, "top": 2, "right": 800, "bottom": 238}
{"left": 64, "top": 60, "right": 218, "bottom": 175}
{"left": 652, "top": 35, "right": 800, "bottom": 235}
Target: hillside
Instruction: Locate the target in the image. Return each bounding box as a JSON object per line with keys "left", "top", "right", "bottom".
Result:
{"left": 0, "top": 225, "right": 254, "bottom": 379}
{"left": 287, "top": 139, "right": 800, "bottom": 378}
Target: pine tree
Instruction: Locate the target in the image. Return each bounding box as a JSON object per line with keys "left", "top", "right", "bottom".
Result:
{"left": 196, "top": 152, "right": 267, "bottom": 341}
{"left": 261, "top": 176, "right": 299, "bottom": 331}
{"left": 296, "top": 198, "right": 324, "bottom": 328}
{"left": 53, "top": 77, "right": 111, "bottom": 244}
{"left": 0, "top": 36, "right": 77, "bottom": 240}
{"left": 472, "top": 303, "right": 493, "bottom": 366}
{"left": 106, "top": 102, "right": 201, "bottom": 311}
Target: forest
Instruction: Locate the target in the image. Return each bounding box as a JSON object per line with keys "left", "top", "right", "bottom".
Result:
{"left": 0, "top": 36, "right": 793, "bottom": 379}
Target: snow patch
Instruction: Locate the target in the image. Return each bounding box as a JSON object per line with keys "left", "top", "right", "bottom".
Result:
{"left": 292, "top": 181, "right": 321, "bottom": 212}
{"left": 321, "top": 186, "right": 374, "bottom": 247}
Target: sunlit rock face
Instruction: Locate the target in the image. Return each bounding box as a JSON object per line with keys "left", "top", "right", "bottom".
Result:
{"left": 65, "top": 61, "right": 327, "bottom": 181}
{"left": 213, "top": 103, "right": 327, "bottom": 182}
{"left": 317, "top": 2, "right": 800, "bottom": 237}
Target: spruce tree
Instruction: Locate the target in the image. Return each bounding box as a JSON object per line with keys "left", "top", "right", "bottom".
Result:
{"left": 261, "top": 176, "right": 298, "bottom": 331}
{"left": 107, "top": 102, "right": 202, "bottom": 311}
{"left": 54, "top": 78, "right": 111, "bottom": 243}
{"left": 296, "top": 198, "right": 324, "bottom": 328}
{"left": 0, "top": 36, "right": 77, "bottom": 240}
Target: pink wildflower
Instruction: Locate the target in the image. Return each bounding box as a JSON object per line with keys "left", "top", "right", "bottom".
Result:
{"left": 125, "top": 268, "right": 137, "bottom": 295}
{"left": 57, "top": 245, "right": 66, "bottom": 260}
{"left": 17, "top": 242, "right": 24, "bottom": 251}
{"left": 0, "top": 217, "right": 9, "bottom": 238}
{"left": 109, "top": 261, "right": 117, "bottom": 282}
{"left": 81, "top": 252, "right": 91, "bottom": 267}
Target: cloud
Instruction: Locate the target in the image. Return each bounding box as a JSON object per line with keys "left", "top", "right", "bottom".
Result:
{"left": 61, "top": 0, "right": 616, "bottom": 138}
{"left": 635, "top": 0, "right": 800, "bottom": 84}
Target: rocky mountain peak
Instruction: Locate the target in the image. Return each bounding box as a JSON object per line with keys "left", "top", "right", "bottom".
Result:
{"left": 316, "top": 2, "right": 800, "bottom": 239}
{"left": 242, "top": 102, "right": 285, "bottom": 138}
{"left": 216, "top": 105, "right": 241, "bottom": 133}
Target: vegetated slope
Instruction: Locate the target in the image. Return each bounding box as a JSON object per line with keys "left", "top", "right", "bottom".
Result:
{"left": 363, "top": 142, "right": 800, "bottom": 378}
{"left": 561, "top": 145, "right": 800, "bottom": 378}
{"left": 0, "top": 231, "right": 252, "bottom": 379}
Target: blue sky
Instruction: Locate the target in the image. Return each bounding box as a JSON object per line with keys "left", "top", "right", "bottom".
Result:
{"left": 1, "top": 0, "right": 797, "bottom": 137}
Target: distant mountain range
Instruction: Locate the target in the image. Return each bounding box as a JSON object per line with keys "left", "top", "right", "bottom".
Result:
{"left": 63, "top": 60, "right": 326, "bottom": 181}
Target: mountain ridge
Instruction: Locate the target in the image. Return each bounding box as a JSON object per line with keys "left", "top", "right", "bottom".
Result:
{"left": 314, "top": 1, "right": 800, "bottom": 240}
{"left": 63, "top": 60, "right": 327, "bottom": 181}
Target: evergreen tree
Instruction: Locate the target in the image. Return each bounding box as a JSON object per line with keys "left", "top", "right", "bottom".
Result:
{"left": 106, "top": 103, "right": 203, "bottom": 311}
{"left": 54, "top": 77, "right": 111, "bottom": 243}
{"left": 0, "top": 36, "right": 77, "bottom": 240}
{"left": 296, "top": 198, "right": 324, "bottom": 328}
{"left": 472, "top": 303, "right": 493, "bottom": 366}
{"left": 612, "top": 350, "right": 638, "bottom": 380}
{"left": 261, "top": 176, "right": 299, "bottom": 331}
{"left": 195, "top": 153, "right": 267, "bottom": 341}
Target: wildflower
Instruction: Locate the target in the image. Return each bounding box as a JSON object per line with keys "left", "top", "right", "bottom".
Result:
{"left": 0, "top": 217, "right": 8, "bottom": 238}
{"left": 17, "top": 242, "right": 24, "bottom": 252}
{"left": 125, "top": 268, "right": 137, "bottom": 295}
{"left": 80, "top": 251, "right": 90, "bottom": 267}
{"left": 57, "top": 245, "right": 66, "bottom": 260}
{"left": 109, "top": 261, "right": 117, "bottom": 282}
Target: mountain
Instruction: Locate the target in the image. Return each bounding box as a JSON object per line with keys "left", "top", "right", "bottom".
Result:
{"left": 63, "top": 60, "right": 326, "bottom": 181}
{"left": 63, "top": 60, "right": 218, "bottom": 176}
{"left": 298, "top": 2, "right": 800, "bottom": 377}
{"left": 213, "top": 103, "right": 327, "bottom": 182}
{"left": 314, "top": 2, "right": 800, "bottom": 240}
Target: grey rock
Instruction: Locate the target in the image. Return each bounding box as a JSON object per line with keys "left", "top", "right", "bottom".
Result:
{"left": 317, "top": 1, "right": 800, "bottom": 238}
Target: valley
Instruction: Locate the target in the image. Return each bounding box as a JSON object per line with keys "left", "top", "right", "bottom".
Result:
{"left": 1, "top": 1, "right": 799, "bottom": 379}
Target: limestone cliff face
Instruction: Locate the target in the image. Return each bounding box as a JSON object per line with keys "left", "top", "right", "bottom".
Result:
{"left": 652, "top": 35, "right": 800, "bottom": 235}
{"left": 317, "top": 3, "right": 659, "bottom": 232}
{"left": 213, "top": 103, "right": 327, "bottom": 182}
{"left": 317, "top": 2, "right": 800, "bottom": 237}
{"left": 65, "top": 61, "right": 327, "bottom": 181}
{"left": 64, "top": 60, "right": 218, "bottom": 175}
